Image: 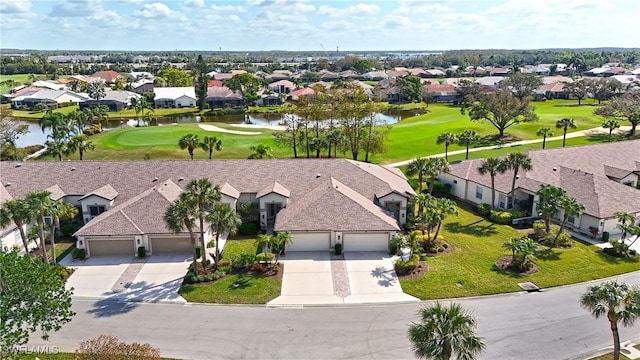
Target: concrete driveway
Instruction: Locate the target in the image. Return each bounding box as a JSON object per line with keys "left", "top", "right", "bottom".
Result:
{"left": 268, "top": 251, "right": 418, "bottom": 306}
{"left": 61, "top": 254, "right": 190, "bottom": 303}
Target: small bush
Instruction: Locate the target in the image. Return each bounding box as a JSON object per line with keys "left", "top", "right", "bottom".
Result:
{"left": 544, "top": 228, "right": 573, "bottom": 248}
{"left": 532, "top": 220, "right": 546, "bottom": 238}
{"left": 137, "top": 246, "right": 146, "bottom": 258}
{"left": 72, "top": 248, "right": 86, "bottom": 260}
{"left": 477, "top": 203, "right": 492, "bottom": 216}
{"left": 389, "top": 234, "right": 404, "bottom": 255}
{"left": 83, "top": 124, "right": 102, "bottom": 136}
{"left": 510, "top": 210, "right": 527, "bottom": 219}
{"left": 490, "top": 210, "right": 513, "bottom": 224}
{"left": 76, "top": 334, "right": 161, "bottom": 360}
{"left": 256, "top": 252, "right": 275, "bottom": 263}
{"left": 395, "top": 254, "right": 420, "bottom": 275}
{"left": 60, "top": 223, "right": 81, "bottom": 236}
{"left": 230, "top": 253, "right": 256, "bottom": 270}
{"left": 184, "top": 269, "right": 226, "bottom": 284}
{"left": 55, "top": 265, "right": 73, "bottom": 279}
{"left": 334, "top": 243, "right": 343, "bottom": 255}
{"left": 630, "top": 249, "right": 637, "bottom": 256}
{"left": 207, "top": 240, "right": 215, "bottom": 248}
{"left": 238, "top": 222, "right": 258, "bottom": 235}
{"left": 431, "top": 181, "right": 452, "bottom": 197}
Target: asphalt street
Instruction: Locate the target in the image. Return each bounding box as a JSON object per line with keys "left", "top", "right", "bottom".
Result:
{"left": 29, "top": 271, "right": 640, "bottom": 360}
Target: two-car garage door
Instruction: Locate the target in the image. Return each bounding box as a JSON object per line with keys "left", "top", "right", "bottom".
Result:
{"left": 87, "top": 239, "right": 134, "bottom": 257}
{"left": 343, "top": 233, "right": 389, "bottom": 252}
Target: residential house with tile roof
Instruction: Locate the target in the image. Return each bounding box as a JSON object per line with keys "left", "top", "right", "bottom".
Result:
{"left": 153, "top": 87, "right": 196, "bottom": 108}
{"left": 438, "top": 141, "right": 640, "bottom": 238}
{"left": 0, "top": 159, "right": 414, "bottom": 257}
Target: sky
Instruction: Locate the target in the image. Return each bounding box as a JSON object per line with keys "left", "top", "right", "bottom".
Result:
{"left": 0, "top": 0, "right": 639, "bottom": 51}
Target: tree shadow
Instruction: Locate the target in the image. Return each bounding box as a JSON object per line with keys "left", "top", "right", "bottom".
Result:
{"left": 489, "top": 263, "right": 525, "bottom": 279}
{"left": 370, "top": 266, "right": 397, "bottom": 287}
{"left": 229, "top": 275, "right": 251, "bottom": 290}
{"left": 87, "top": 298, "right": 138, "bottom": 318}
{"left": 596, "top": 250, "right": 639, "bottom": 265}
{"left": 472, "top": 134, "right": 521, "bottom": 148}
{"left": 536, "top": 248, "right": 561, "bottom": 261}
{"left": 586, "top": 133, "right": 630, "bottom": 143}
{"left": 445, "top": 221, "right": 498, "bottom": 238}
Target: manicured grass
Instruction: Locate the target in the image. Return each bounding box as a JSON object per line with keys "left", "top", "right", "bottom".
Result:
{"left": 10, "top": 105, "right": 201, "bottom": 119}
{"left": 178, "top": 237, "right": 281, "bottom": 304}
{"left": 588, "top": 353, "right": 631, "bottom": 360}
{"left": 0, "top": 74, "right": 73, "bottom": 93}
{"left": 400, "top": 204, "right": 640, "bottom": 300}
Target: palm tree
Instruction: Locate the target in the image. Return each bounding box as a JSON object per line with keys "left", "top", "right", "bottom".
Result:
{"left": 408, "top": 302, "right": 486, "bottom": 360}
{"left": 557, "top": 196, "right": 584, "bottom": 236}
{"left": 248, "top": 144, "right": 274, "bottom": 159}
{"left": 432, "top": 198, "right": 458, "bottom": 240}
{"left": 200, "top": 136, "right": 222, "bottom": 160}
{"left": 83, "top": 105, "right": 110, "bottom": 128}
{"left": 457, "top": 130, "right": 477, "bottom": 160}
{"left": 602, "top": 119, "right": 620, "bottom": 142}
{"left": 436, "top": 132, "right": 458, "bottom": 161}
{"left": 502, "top": 237, "right": 521, "bottom": 263}
{"left": 477, "top": 157, "right": 506, "bottom": 209}
{"left": 47, "top": 200, "right": 78, "bottom": 264}
{"left": 273, "top": 231, "right": 293, "bottom": 262}
{"left": 182, "top": 179, "right": 221, "bottom": 265}
{"left": 503, "top": 152, "right": 532, "bottom": 208}
{"left": 555, "top": 118, "right": 577, "bottom": 147}
{"left": 39, "top": 110, "right": 69, "bottom": 141}
{"left": 518, "top": 237, "right": 538, "bottom": 267}
{"left": 67, "top": 110, "right": 90, "bottom": 134}
{"left": 406, "top": 157, "right": 430, "bottom": 194}
{"left": 536, "top": 184, "right": 567, "bottom": 233}
{"left": 614, "top": 211, "right": 636, "bottom": 240}
{"left": 0, "top": 199, "right": 33, "bottom": 253}
{"left": 67, "top": 134, "right": 95, "bottom": 160}
{"left": 536, "top": 127, "right": 553, "bottom": 149}
{"left": 25, "top": 191, "right": 54, "bottom": 264}
{"left": 425, "top": 157, "right": 450, "bottom": 194}
{"left": 207, "top": 204, "right": 241, "bottom": 269}
{"left": 580, "top": 281, "right": 640, "bottom": 360}
{"left": 44, "top": 140, "right": 69, "bottom": 161}
{"left": 164, "top": 196, "right": 198, "bottom": 270}
{"left": 178, "top": 134, "right": 200, "bottom": 160}
{"left": 87, "top": 81, "right": 106, "bottom": 104}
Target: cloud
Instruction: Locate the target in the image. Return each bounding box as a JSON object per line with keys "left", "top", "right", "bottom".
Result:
{"left": 0, "top": 0, "right": 31, "bottom": 14}
{"left": 136, "top": 2, "right": 173, "bottom": 18}
{"left": 383, "top": 14, "right": 410, "bottom": 29}
{"left": 347, "top": 3, "right": 379, "bottom": 16}
{"left": 89, "top": 9, "right": 124, "bottom": 26}
{"left": 321, "top": 20, "right": 356, "bottom": 32}
{"left": 184, "top": 0, "right": 205, "bottom": 7}
{"left": 317, "top": 5, "right": 340, "bottom": 17}
{"left": 210, "top": 4, "right": 247, "bottom": 13}
{"left": 49, "top": 0, "right": 100, "bottom": 17}
{"left": 228, "top": 14, "right": 241, "bottom": 23}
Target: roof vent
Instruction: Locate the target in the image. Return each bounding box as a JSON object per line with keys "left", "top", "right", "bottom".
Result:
{"left": 552, "top": 167, "right": 557, "bottom": 171}
{"left": 71, "top": 167, "right": 76, "bottom": 171}
{"left": 153, "top": 177, "right": 158, "bottom": 182}
{"left": 316, "top": 174, "right": 321, "bottom": 178}
{"left": 179, "top": 177, "right": 184, "bottom": 181}
{"left": 515, "top": 174, "right": 520, "bottom": 179}
{"left": 5, "top": 182, "right": 10, "bottom": 187}
{"left": 15, "top": 163, "right": 21, "bottom": 168}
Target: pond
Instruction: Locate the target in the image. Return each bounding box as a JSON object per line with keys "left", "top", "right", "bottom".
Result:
{"left": 14, "top": 110, "right": 413, "bottom": 147}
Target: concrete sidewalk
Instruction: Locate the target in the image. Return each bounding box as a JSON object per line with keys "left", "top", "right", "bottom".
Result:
{"left": 386, "top": 126, "right": 632, "bottom": 168}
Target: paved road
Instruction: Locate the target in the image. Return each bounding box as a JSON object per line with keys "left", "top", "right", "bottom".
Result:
{"left": 386, "top": 126, "right": 632, "bottom": 167}
{"left": 30, "top": 271, "right": 640, "bottom": 360}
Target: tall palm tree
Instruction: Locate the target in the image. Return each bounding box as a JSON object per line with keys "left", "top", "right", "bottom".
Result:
{"left": 200, "top": 136, "right": 222, "bottom": 160}
{"left": 536, "top": 127, "right": 553, "bottom": 149}
{"left": 67, "top": 134, "right": 95, "bottom": 160}
{"left": 207, "top": 204, "right": 241, "bottom": 269}
{"left": 408, "top": 302, "right": 486, "bottom": 360}
{"left": 47, "top": 200, "right": 78, "bottom": 264}
{"left": 580, "top": 281, "right": 640, "bottom": 360}
{"left": 164, "top": 196, "right": 198, "bottom": 270}
{"left": 0, "top": 199, "right": 33, "bottom": 253}
{"left": 44, "top": 140, "right": 69, "bottom": 161}
{"left": 425, "top": 157, "right": 450, "bottom": 195}
{"left": 67, "top": 110, "right": 90, "bottom": 134}
{"left": 555, "top": 118, "right": 577, "bottom": 147}
{"left": 602, "top": 119, "right": 620, "bottom": 142}
{"left": 25, "top": 191, "right": 54, "bottom": 264}
{"left": 178, "top": 134, "right": 200, "bottom": 160}
{"left": 457, "top": 129, "right": 477, "bottom": 160}
{"left": 248, "top": 144, "right": 274, "bottom": 159}
{"left": 436, "top": 132, "right": 458, "bottom": 161}
{"left": 39, "top": 110, "right": 68, "bottom": 141}
{"left": 614, "top": 211, "right": 637, "bottom": 240}
{"left": 477, "top": 157, "right": 506, "bottom": 209}
{"left": 273, "top": 231, "right": 293, "bottom": 262}
{"left": 536, "top": 184, "right": 567, "bottom": 233}
{"left": 406, "top": 157, "right": 430, "bottom": 194}
{"left": 83, "top": 105, "right": 110, "bottom": 128}
{"left": 182, "top": 179, "right": 221, "bottom": 265}
{"left": 503, "top": 152, "right": 532, "bottom": 208}
{"left": 87, "top": 81, "right": 106, "bottom": 103}
{"left": 432, "top": 197, "right": 458, "bottom": 240}
{"left": 557, "top": 196, "right": 584, "bottom": 236}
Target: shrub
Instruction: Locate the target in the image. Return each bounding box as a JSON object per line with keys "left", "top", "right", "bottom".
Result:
{"left": 83, "top": 124, "right": 102, "bottom": 136}
{"left": 630, "top": 249, "right": 637, "bottom": 256}
{"left": 389, "top": 234, "right": 404, "bottom": 255}
{"left": 532, "top": 220, "right": 546, "bottom": 238}
{"left": 184, "top": 269, "right": 226, "bottom": 284}
{"left": 230, "top": 253, "right": 256, "bottom": 270}
{"left": 431, "top": 181, "right": 452, "bottom": 197}
{"left": 137, "top": 246, "right": 146, "bottom": 258}
{"left": 395, "top": 254, "right": 420, "bottom": 275}
{"left": 60, "top": 223, "right": 81, "bottom": 236}
{"left": 256, "top": 252, "right": 275, "bottom": 263}
{"left": 76, "top": 334, "right": 161, "bottom": 360}
{"left": 334, "top": 243, "right": 343, "bottom": 255}
{"left": 477, "top": 203, "right": 492, "bottom": 216}
{"left": 544, "top": 228, "right": 573, "bottom": 248}
{"left": 207, "top": 240, "right": 215, "bottom": 248}
{"left": 238, "top": 222, "right": 258, "bottom": 235}
{"left": 55, "top": 265, "right": 73, "bottom": 279}
{"left": 72, "top": 248, "right": 86, "bottom": 260}
{"left": 510, "top": 210, "right": 527, "bottom": 219}
{"left": 490, "top": 210, "right": 512, "bottom": 225}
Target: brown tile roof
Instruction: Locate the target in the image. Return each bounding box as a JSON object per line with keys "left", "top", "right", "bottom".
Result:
{"left": 206, "top": 86, "right": 242, "bottom": 99}
{"left": 220, "top": 182, "right": 239, "bottom": 199}
{"left": 207, "top": 80, "right": 224, "bottom": 87}
{"left": 424, "top": 84, "right": 456, "bottom": 93}
{"left": 46, "top": 184, "right": 66, "bottom": 200}
{"left": 290, "top": 87, "right": 315, "bottom": 97}
{"left": 274, "top": 178, "right": 400, "bottom": 232}
{"left": 257, "top": 181, "right": 290, "bottom": 198}
{"left": 93, "top": 70, "right": 121, "bottom": 82}
{"left": 79, "top": 184, "right": 118, "bottom": 201}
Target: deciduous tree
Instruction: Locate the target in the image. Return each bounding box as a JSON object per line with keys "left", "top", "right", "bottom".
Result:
{"left": 594, "top": 92, "right": 640, "bottom": 136}
{"left": 468, "top": 90, "right": 538, "bottom": 137}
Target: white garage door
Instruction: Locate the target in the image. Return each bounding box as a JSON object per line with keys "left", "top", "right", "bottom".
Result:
{"left": 152, "top": 237, "right": 193, "bottom": 254}
{"left": 287, "top": 232, "right": 331, "bottom": 251}
{"left": 343, "top": 233, "right": 389, "bottom": 252}
{"left": 88, "top": 239, "right": 134, "bottom": 257}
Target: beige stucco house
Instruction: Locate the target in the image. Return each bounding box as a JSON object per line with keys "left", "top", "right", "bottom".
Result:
{"left": 0, "top": 159, "right": 414, "bottom": 257}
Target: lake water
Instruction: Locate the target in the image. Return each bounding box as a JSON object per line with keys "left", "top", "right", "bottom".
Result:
{"left": 14, "top": 111, "right": 411, "bottom": 147}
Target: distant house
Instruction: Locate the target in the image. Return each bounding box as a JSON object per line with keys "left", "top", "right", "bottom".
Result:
{"left": 153, "top": 87, "right": 196, "bottom": 108}
{"left": 487, "top": 67, "right": 510, "bottom": 76}
{"left": 407, "top": 68, "right": 428, "bottom": 78}
{"left": 290, "top": 87, "right": 315, "bottom": 100}
{"left": 268, "top": 80, "right": 297, "bottom": 94}
{"left": 80, "top": 89, "right": 140, "bottom": 111}
{"left": 339, "top": 70, "right": 360, "bottom": 79}
{"left": 256, "top": 92, "right": 283, "bottom": 106}
{"left": 423, "top": 84, "right": 457, "bottom": 102}
{"left": 535, "top": 82, "right": 568, "bottom": 100}
{"left": 475, "top": 76, "right": 505, "bottom": 89}
{"left": 129, "top": 79, "right": 154, "bottom": 94}
{"left": 386, "top": 69, "right": 410, "bottom": 78}
{"left": 92, "top": 70, "right": 122, "bottom": 84}
{"left": 11, "top": 89, "right": 86, "bottom": 110}
{"left": 318, "top": 70, "right": 338, "bottom": 81}
{"left": 424, "top": 69, "right": 446, "bottom": 78}
{"left": 207, "top": 79, "right": 224, "bottom": 87}
{"left": 362, "top": 71, "right": 388, "bottom": 81}
{"left": 267, "top": 70, "right": 292, "bottom": 81}
{"left": 206, "top": 87, "right": 243, "bottom": 108}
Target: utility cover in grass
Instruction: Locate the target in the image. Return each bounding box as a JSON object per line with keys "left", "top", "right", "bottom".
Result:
{"left": 518, "top": 282, "right": 540, "bottom": 292}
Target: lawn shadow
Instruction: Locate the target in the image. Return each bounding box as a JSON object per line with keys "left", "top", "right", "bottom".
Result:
{"left": 536, "top": 248, "right": 561, "bottom": 261}
{"left": 595, "top": 250, "right": 640, "bottom": 265}
{"left": 87, "top": 298, "right": 138, "bottom": 318}
{"left": 489, "top": 264, "right": 525, "bottom": 279}
{"left": 586, "top": 132, "right": 631, "bottom": 143}
{"left": 445, "top": 221, "right": 498, "bottom": 237}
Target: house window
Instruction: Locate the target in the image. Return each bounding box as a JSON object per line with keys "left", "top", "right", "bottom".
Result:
{"left": 567, "top": 215, "right": 576, "bottom": 224}
{"left": 475, "top": 186, "right": 483, "bottom": 200}
{"left": 498, "top": 194, "right": 506, "bottom": 209}
{"left": 89, "top": 205, "right": 106, "bottom": 216}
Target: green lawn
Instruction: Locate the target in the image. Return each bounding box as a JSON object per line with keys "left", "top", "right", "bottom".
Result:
{"left": 0, "top": 74, "right": 73, "bottom": 93}
{"left": 10, "top": 105, "right": 202, "bottom": 119}
{"left": 400, "top": 204, "right": 640, "bottom": 300}
{"left": 178, "top": 237, "right": 282, "bottom": 304}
